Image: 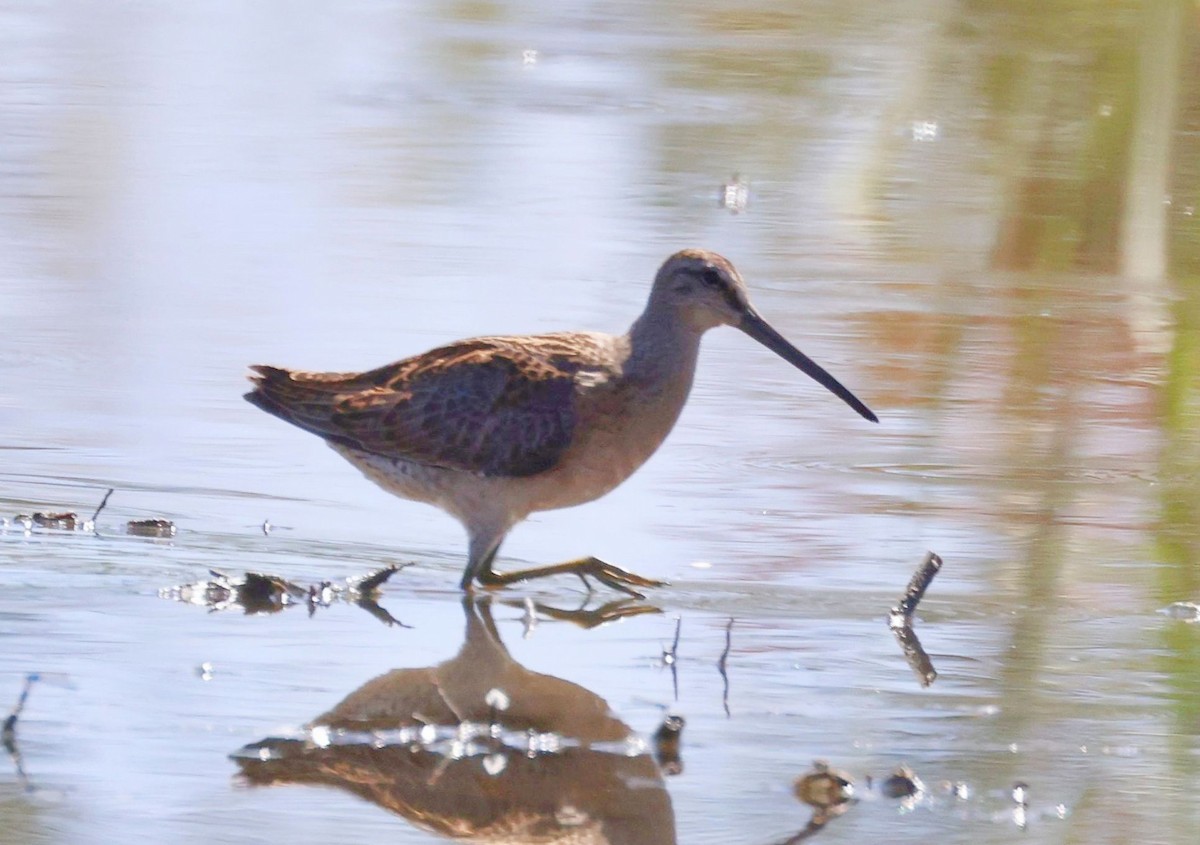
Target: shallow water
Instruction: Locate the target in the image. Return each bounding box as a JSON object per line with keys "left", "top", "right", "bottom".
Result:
{"left": 3, "top": 2, "right": 1200, "bottom": 843}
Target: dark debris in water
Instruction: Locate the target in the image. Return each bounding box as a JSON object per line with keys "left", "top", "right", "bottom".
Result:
{"left": 90, "top": 487, "right": 113, "bottom": 522}
{"left": 350, "top": 565, "right": 403, "bottom": 593}
{"left": 3, "top": 489, "right": 175, "bottom": 539}
{"left": 8, "top": 512, "right": 75, "bottom": 532}
{"left": 794, "top": 760, "right": 855, "bottom": 809}
{"left": 5, "top": 672, "right": 72, "bottom": 795}
{"left": 3, "top": 674, "right": 37, "bottom": 794}
{"left": 880, "top": 764, "right": 924, "bottom": 799}
{"left": 784, "top": 760, "right": 856, "bottom": 842}
{"left": 718, "top": 617, "right": 733, "bottom": 717}
{"left": 889, "top": 551, "right": 943, "bottom": 687}
{"left": 32, "top": 511, "right": 78, "bottom": 530}
{"left": 126, "top": 518, "right": 177, "bottom": 538}
{"left": 780, "top": 760, "right": 1066, "bottom": 840}
{"left": 653, "top": 714, "right": 685, "bottom": 776}
{"left": 892, "top": 551, "right": 943, "bottom": 620}
{"left": 2, "top": 674, "right": 39, "bottom": 755}
{"left": 160, "top": 564, "right": 411, "bottom": 627}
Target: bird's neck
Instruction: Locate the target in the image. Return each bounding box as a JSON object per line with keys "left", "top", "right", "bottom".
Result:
{"left": 625, "top": 302, "right": 704, "bottom": 389}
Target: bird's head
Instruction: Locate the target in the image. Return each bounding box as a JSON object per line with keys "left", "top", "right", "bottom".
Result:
{"left": 652, "top": 249, "right": 751, "bottom": 332}
{"left": 651, "top": 249, "right": 877, "bottom": 423}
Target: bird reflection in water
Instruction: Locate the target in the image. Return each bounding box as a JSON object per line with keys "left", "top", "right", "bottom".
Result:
{"left": 232, "top": 598, "right": 676, "bottom": 845}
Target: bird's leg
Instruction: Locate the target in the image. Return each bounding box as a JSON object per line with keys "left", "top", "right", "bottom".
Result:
{"left": 476, "top": 555, "right": 667, "bottom": 599}
{"left": 461, "top": 531, "right": 505, "bottom": 592}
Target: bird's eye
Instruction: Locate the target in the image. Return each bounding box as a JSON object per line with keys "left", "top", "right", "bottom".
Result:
{"left": 701, "top": 268, "right": 724, "bottom": 287}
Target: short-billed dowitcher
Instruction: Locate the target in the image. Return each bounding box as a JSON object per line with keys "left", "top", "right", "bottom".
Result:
{"left": 245, "top": 249, "right": 876, "bottom": 596}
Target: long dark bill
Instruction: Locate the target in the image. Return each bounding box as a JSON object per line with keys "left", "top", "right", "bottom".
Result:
{"left": 739, "top": 308, "right": 878, "bottom": 423}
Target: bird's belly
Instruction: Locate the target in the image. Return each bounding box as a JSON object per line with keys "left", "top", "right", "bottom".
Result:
{"left": 331, "top": 444, "right": 562, "bottom": 528}
{"left": 332, "top": 445, "right": 456, "bottom": 507}
{"left": 526, "top": 398, "right": 680, "bottom": 513}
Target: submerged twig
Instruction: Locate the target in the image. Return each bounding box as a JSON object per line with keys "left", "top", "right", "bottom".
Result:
{"left": 345, "top": 564, "right": 411, "bottom": 627}
{"left": 661, "top": 617, "right": 681, "bottom": 701}
{"left": 775, "top": 817, "right": 831, "bottom": 844}
{"left": 892, "top": 551, "right": 943, "bottom": 620}
{"left": 355, "top": 596, "right": 411, "bottom": 628}
{"left": 162, "top": 564, "right": 411, "bottom": 626}
{"left": 90, "top": 488, "right": 115, "bottom": 524}
{"left": 718, "top": 617, "right": 733, "bottom": 717}
{"left": 891, "top": 623, "right": 937, "bottom": 686}
{"left": 2, "top": 674, "right": 38, "bottom": 751}
{"left": 4, "top": 674, "right": 41, "bottom": 793}
{"left": 351, "top": 562, "right": 410, "bottom": 594}
{"left": 889, "top": 552, "right": 943, "bottom": 687}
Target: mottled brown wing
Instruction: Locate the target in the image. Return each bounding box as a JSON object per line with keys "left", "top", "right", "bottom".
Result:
{"left": 246, "top": 337, "right": 582, "bottom": 477}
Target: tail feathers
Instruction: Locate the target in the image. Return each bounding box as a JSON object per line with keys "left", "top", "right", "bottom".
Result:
{"left": 244, "top": 365, "right": 363, "bottom": 447}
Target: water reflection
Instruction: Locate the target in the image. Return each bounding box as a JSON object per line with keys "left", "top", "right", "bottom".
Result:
{"left": 233, "top": 598, "right": 675, "bottom": 845}
{"left": 2, "top": 675, "right": 38, "bottom": 795}
{"left": 2, "top": 1, "right": 1200, "bottom": 842}
{"left": 163, "top": 564, "right": 410, "bottom": 625}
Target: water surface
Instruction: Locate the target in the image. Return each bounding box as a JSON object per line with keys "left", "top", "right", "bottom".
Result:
{"left": 3, "top": 2, "right": 1200, "bottom": 843}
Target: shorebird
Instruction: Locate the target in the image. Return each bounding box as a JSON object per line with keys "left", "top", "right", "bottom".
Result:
{"left": 245, "top": 249, "right": 877, "bottom": 596}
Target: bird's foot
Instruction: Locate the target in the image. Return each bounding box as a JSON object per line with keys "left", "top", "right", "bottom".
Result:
{"left": 476, "top": 555, "right": 667, "bottom": 599}
{"left": 568, "top": 556, "right": 667, "bottom": 599}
